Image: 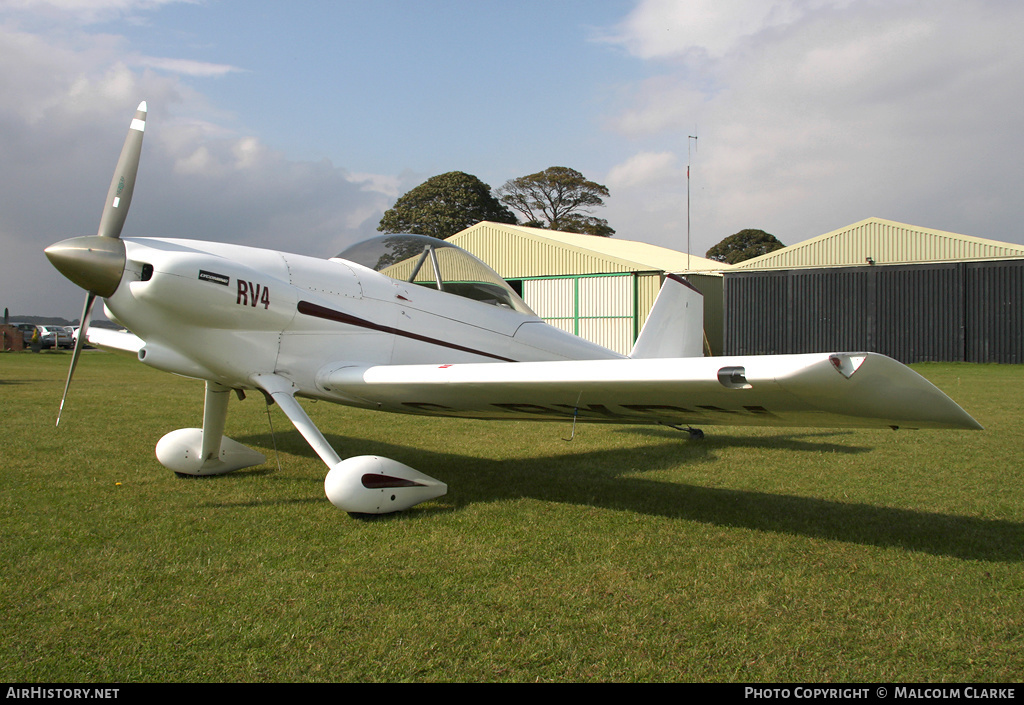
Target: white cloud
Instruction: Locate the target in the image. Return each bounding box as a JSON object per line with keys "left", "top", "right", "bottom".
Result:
{"left": 136, "top": 56, "right": 245, "bottom": 78}
{"left": 0, "top": 17, "right": 396, "bottom": 319}
{"left": 605, "top": 0, "right": 850, "bottom": 60}
{"left": 3, "top": 0, "right": 196, "bottom": 25}
{"left": 348, "top": 172, "right": 403, "bottom": 200}
{"left": 608, "top": 77, "right": 708, "bottom": 137}
{"left": 606, "top": 151, "right": 679, "bottom": 190}
{"left": 600, "top": 0, "right": 1024, "bottom": 254}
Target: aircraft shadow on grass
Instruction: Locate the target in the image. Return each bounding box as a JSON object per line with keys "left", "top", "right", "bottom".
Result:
{"left": 223, "top": 425, "right": 1023, "bottom": 564}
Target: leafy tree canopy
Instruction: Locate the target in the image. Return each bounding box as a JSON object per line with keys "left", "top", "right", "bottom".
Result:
{"left": 706, "top": 229, "right": 785, "bottom": 264}
{"left": 378, "top": 171, "right": 516, "bottom": 240}
{"left": 497, "top": 166, "right": 614, "bottom": 237}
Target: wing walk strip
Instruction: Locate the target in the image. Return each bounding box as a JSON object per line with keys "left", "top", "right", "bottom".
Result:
{"left": 296, "top": 300, "right": 517, "bottom": 362}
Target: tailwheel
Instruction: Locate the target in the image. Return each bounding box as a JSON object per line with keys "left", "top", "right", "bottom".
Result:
{"left": 661, "top": 422, "right": 705, "bottom": 440}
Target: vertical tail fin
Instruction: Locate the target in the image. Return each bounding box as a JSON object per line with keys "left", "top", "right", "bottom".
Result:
{"left": 629, "top": 274, "right": 704, "bottom": 359}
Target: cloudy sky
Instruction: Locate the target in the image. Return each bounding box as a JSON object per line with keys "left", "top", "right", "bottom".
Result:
{"left": 3, "top": 0, "right": 1021, "bottom": 319}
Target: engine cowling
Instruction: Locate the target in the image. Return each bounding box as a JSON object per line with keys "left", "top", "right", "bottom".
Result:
{"left": 324, "top": 455, "right": 447, "bottom": 514}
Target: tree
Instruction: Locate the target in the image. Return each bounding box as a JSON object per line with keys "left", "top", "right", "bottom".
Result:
{"left": 497, "top": 166, "right": 614, "bottom": 237}
{"left": 706, "top": 229, "right": 785, "bottom": 264}
{"left": 378, "top": 171, "right": 516, "bottom": 240}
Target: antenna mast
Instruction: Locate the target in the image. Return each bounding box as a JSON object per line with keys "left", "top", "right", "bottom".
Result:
{"left": 687, "top": 133, "right": 698, "bottom": 271}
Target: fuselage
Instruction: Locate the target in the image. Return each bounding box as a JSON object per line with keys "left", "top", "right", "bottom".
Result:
{"left": 105, "top": 237, "right": 621, "bottom": 407}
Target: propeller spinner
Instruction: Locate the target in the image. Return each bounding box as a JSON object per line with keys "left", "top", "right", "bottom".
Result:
{"left": 45, "top": 101, "right": 147, "bottom": 425}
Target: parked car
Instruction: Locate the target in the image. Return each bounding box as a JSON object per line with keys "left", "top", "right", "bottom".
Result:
{"left": 35, "top": 325, "right": 74, "bottom": 349}
{"left": 66, "top": 326, "right": 92, "bottom": 349}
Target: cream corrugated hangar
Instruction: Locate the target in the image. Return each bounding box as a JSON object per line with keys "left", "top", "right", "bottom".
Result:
{"left": 724, "top": 217, "right": 1024, "bottom": 363}
{"left": 731, "top": 217, "right": 1024, "bottom": 269}
{"left": 447, "top": 222, "right": 730, "bottom": 356}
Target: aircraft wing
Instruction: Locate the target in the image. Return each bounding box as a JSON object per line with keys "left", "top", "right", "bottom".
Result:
{"left": 319, "top": 352, "right": 981, "bottom": 430}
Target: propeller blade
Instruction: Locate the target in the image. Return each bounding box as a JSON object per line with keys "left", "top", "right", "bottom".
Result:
{"left": 96, "top": 101, "right": 147, "bottom": 240}
{"left": 57, "top": 292, "right": 96, "bottom": 427}
{"left": 52, "top": 102, "right": 147, "bottom": 427}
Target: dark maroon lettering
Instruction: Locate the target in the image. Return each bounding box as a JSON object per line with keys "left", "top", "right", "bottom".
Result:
{"left": 553, "top": 403, "right": 621, "bottom": 419}
{"left": 491, "top": 403, "right": 568, "bottom": 416}
{"left": 621, "top": 404, "right": 696, "bottom": 415}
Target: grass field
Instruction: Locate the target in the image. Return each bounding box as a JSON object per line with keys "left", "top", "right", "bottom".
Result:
{"left": 1, "top": 351, "right": 1021, "bottom": 682}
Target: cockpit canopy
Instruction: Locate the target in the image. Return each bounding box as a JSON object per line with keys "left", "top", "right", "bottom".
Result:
{"left": 334, "top": 234, "right": 533, "bottom": 315}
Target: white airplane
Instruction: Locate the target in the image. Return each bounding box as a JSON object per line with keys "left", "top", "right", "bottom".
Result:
{"left": 45, "top": 103, "right": 982, "bottom": 514}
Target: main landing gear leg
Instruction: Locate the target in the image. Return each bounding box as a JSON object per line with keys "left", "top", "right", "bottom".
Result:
{"left": 156, "top": 381, "right": 266, "bottom": 476}
{"left": 252, "top": 373, "right": 446, "bottom": 514}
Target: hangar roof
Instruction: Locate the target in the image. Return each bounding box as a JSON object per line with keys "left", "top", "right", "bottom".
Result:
{"left": 733, "top": 217, "right": 1024, "bottom": 270}
{"left": 448, "top": 222, "right": 729, "bottom": 278}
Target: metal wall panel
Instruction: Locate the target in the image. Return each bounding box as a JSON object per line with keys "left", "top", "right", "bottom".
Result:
{"left": 724, "top": 261, "right": 1024, "bottom": 363}
{"left": 579, "top": 275, "right": 634, "bottom": 354}
{"left": 521, "top": 271, "right": 727, "bottom": 357}
{"left": 964, "top": 260, "right": 1024, "bottom": 363}
{"left": 579, "top": 318, "right": 633, "bottom": 354}
{"left": 579, "top": 274, "right": 632, "bottom": 317}
{"left": 523, "top": 273, "right": 637, "bottom": 355}
{"left": 874, "top": 264, "right": 962, "bottom": 363}
{"left": 525, "top": 278, "right": 575, "bottom": 319}
{"left": 789, "top": 269, "right": 871, "bottom": 353}
{"left": 723, "top": 271, "right": 789, "bottom": 355}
